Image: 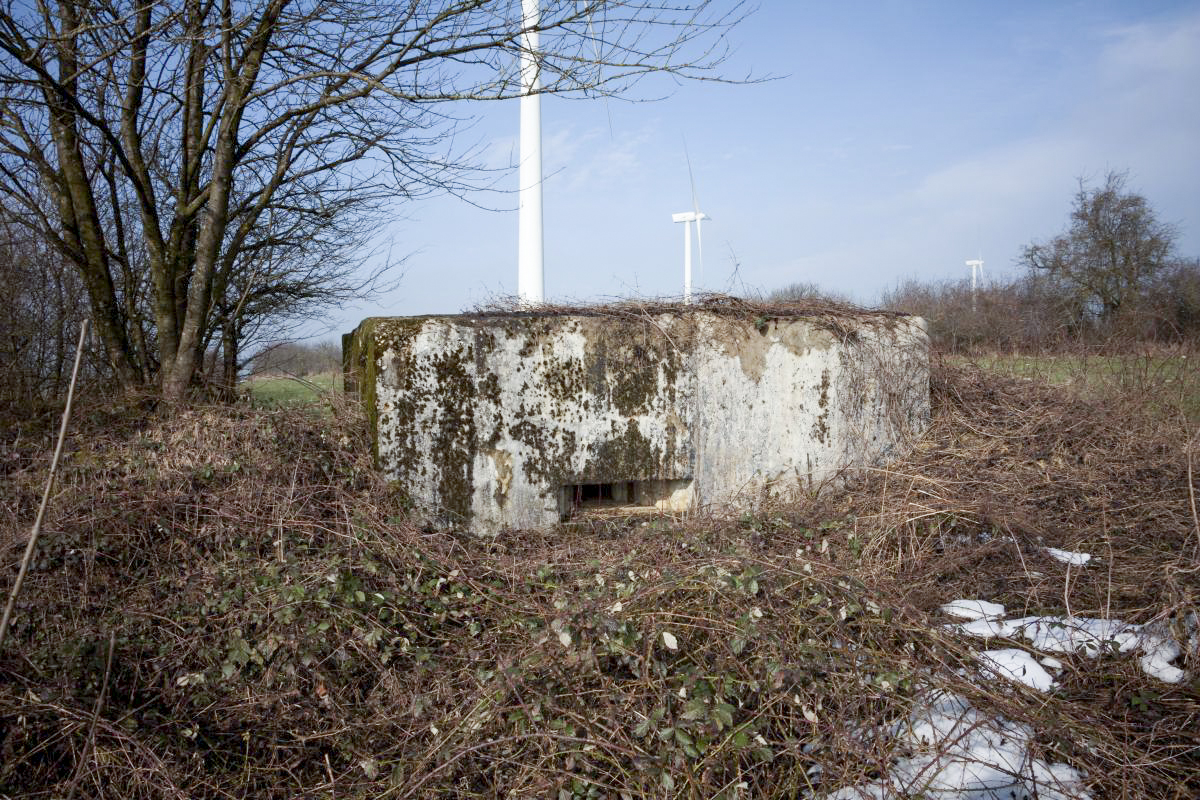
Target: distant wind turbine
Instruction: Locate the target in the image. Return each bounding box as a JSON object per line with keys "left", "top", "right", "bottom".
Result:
{"left": 517, "top": 0, "right": 543, "bottom": 306}
{"left": 672, "top": 150, "right": 709, "bottom": 304}
{"left": 966, "top": 256, "right": 984, "bottom": 312}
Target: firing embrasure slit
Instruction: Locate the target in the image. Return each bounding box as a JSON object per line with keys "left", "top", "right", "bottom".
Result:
{"left": 559, "top": 479, "right": 694, "bottom": 519}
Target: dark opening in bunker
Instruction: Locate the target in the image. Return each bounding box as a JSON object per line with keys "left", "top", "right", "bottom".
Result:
{"left": 570, "top": 481, "right": 634, "bottom": 508}
{"left": 559, "top": 479, "right": 693, "bottom": 520}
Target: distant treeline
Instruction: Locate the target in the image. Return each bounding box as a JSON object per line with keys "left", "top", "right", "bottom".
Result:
{"left": 776, "top": 171, "right": 1200, "bottom": 354}
{"left": 876, "top": 260, "right": 1200, "bottom": 354}
{"left": 248, "top": 341, "right": 342, "bottom": 377}
{"left": 770, "top": 261, "right": 1200, "bottom": 355}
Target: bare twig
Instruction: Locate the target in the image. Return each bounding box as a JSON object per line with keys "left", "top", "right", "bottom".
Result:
{"left": 65, "top": 630, "right": 116, "bottom": 800}
{"left": 1187, "top": 427, "right": 1200, "bottom": 559}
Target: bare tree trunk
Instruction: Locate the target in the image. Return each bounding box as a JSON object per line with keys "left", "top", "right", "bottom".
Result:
{"left": 120, "top": 0, "right": 176, "bottom": 382}
{"left": 45, "top": 1, "right": 140, "bottom": 390}
{"left": 163, "top": 0, "right": 284, "bottom": 401}
{"left": 221, "top": 319, "right": 239, "bottom": 401}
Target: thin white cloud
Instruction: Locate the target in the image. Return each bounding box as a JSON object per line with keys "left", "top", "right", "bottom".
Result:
{"left": 543, "top": 123, "right": 653, "bottom": 191}
{"left": 1098, "top": 13, "right": 1200, "bottom": 82}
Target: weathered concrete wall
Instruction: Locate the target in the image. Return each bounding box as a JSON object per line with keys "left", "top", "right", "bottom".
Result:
{"left": 345, "top": 310, "right": 929, "bottom": 533}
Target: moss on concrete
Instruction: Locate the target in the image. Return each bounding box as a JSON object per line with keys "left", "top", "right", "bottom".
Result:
{"left": 344, "top": 317, "right": 481, "bottom": 522}
{"left": 427, "top": 345, "right": 476, "bottom": 522}
{"left": 344, "top": 317, "right": 427, "bottom": 465}
{"left": 812, "top": 368, "right": 832, "bottom": 444}
{"left": 587, "top": 419, "right": 664, "bottom": 482}
{"left": 583, "top": 318, "right": 681, "bottom": 417}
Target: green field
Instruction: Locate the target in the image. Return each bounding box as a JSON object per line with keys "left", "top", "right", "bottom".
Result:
{"left": 962, "top": 352, "right": 1200, "bottom": 420}
{"left": 242, "top": 371, "right": 342, "bottom": 405}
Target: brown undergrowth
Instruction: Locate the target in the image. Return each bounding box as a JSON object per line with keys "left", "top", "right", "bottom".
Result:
{"left": 0, "top": 360, "right": 1196, "bottom": 798}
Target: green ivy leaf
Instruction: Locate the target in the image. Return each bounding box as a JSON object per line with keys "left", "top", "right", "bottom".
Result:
{"left": 681, "top": 699, "right": 707, "bottom": 721}
{"left": 713, "top": 703, "right": 735, "bottom": 730}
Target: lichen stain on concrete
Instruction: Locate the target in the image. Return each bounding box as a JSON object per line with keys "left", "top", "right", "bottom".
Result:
{"left": 581, "top": 316, "right": 681, "bottom": 416}
{"left": 428, "top": 345, "right": 476, "bottom": 522}
{"left": 722, "top": 316, "right": 837, "bottom": 382}
{"left": 586, "top": 418, "right": 664, "bottom": 481}
{"left": 345, "top": 311, "right": 930, "bottom": 533}
{"left": 489, "top": 449, "right": 513, "bottom": 505}
{"left": 812, "top": 367, "right": 832, "bottom": 444}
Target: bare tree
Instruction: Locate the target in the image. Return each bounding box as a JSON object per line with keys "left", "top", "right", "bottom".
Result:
{"left": 766, "top": 280, "right": 853, "bottom": 305}
{"left": 0, "top": 213, "right": 94, "bottom": 407}
{"left": 1020, "top": 171, "right": 1178, "bottom": 328}
{"left": 0, "top": 0, "right": 743, "bottom": 401}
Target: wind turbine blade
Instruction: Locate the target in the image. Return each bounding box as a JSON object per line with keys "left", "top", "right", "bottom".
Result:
{"left": 683, "top": 139, "right": 704, "bottom": 288}
{"left": 684, "top": 141, "right": 700, "bottom": 217}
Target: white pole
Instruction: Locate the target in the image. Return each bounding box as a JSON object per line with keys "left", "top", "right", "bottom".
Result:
{"left": 966, "top": 259, "right": 982, "bottom": 313}
{"left": 518, "top": 0, "right": 544, "bottom": 306}
{"left": 683, "top": 219, "right": 693, "bottom": 304}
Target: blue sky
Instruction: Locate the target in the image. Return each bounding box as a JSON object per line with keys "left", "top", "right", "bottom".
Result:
{"left": 324, "top": 1, "right": 1200, "bottom": 335}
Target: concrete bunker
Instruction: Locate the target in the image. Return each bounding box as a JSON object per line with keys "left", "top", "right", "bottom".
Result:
{"left": 344, "top": 305, "right": 930, "bottom": 534}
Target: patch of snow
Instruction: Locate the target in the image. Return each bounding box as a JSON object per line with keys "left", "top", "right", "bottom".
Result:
{"left": 952, "top": 617, "right": 1017, "bottom": 639}
{"left": 1138, "top": 634, "right": 1184, "bottom": 683}
{"left": 941, "top": 600, "right": 1007, "bottom": 620}
{"left": 824, "top": 689, "right": 1090, "bottom": 799}
{"left": 1013, "top": 617, "right": 1136, "bottom": 657}
{"left": 1040, "top": 656, "right": 1064, "bottom": 671}
{"left": 826, "top": 786, "right": 887, "bottom": 800}
{"left": 977, "top": 649, "right": 1057, "bottom": 692}
{"left": 950, "top": 609, "right": 1186, "bottom": 684}
{"left": 1046, "top": 548, "right": 1092, "bottom": 566}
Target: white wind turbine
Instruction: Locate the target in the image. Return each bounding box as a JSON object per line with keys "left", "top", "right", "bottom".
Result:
{"left": 966, "top": 256, "right": 984, "bottom": 312}
{"left": 672, "top": 151, "right": 708, "bottom": 304}
{"left": 517, "top": 0, "right": 543, "bottom": 306}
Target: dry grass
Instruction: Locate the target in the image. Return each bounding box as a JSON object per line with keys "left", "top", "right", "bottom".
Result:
{"left": 467, "top": 292, "right": 913, "bottom": 343}
{"left": 469, "top": 291, "right": 893, "bottom": 319}
{"left": 0, "top": 356, "right": 1197, "bottom": 798}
